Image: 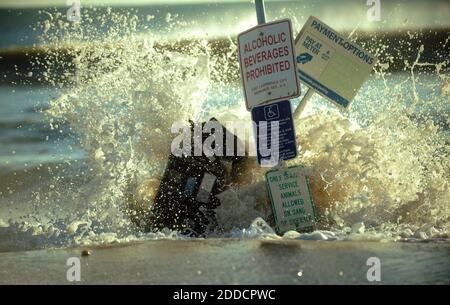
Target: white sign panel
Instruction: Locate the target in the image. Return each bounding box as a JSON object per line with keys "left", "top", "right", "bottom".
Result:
{"left": 295, "top": 16, "right": 377, "bottom": 108}
{"left": 266, "top": 166, "right": 316, "bottom": 233}
{"left": 238, "top": 19, "right": 300, "bottom": 110}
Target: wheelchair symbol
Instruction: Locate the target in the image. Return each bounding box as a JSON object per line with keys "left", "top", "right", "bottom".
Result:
{"left": 264, "top": 104, "right": 280, "bottom": 121}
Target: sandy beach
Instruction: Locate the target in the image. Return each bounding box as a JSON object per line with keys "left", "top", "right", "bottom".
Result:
{"left": 0, "top": 239, "right": 448, "bottom": 284}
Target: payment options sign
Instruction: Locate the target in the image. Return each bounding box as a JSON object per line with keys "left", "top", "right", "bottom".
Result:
{"left": 266, "top": 166, "right": 316, "bottom": 233}
{"left": 295, "top": 16, "right": 377, "bottom": 108}
{"left": 238, "top": 19, "right": 300, "bottom": 110}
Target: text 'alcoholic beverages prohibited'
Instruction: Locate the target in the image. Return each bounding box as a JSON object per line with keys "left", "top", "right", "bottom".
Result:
{"left": 238, "top": 19, "right": 300, "bottom": 110}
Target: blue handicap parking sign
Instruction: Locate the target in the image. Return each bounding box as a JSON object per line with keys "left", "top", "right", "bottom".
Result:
{"left": 251, "top": 100, "right": 297, "bottom": 165}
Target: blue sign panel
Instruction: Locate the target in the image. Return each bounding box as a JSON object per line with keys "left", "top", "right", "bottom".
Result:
{"left": 251, "top": 100, "right": 297, "bottom": 165}
{"left": 297, "top": 70, "right": 350, "bottom": 108}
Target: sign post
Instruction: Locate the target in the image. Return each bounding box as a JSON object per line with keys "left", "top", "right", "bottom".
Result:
{"left": 237, "top": 0, "right": 316, "bottom": 233}
{"left": 255, "top": 0, "right": 266, "bottom": 25}
{"left": 293, "top": 89, "right": 314, "bottom": 120}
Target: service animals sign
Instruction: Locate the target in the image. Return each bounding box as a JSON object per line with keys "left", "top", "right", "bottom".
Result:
{"left": 266, "top": 166, "right": 316, "bottom": 233}
{"left": 295, "top": 16, "right": 377, "bottom": 108}
{"left": 238, "top": 19, "right": 300, "bottom": 110}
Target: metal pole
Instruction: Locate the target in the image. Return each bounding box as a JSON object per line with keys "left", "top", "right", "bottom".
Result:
{"left": 293, "top": 88, "right": 313, "bottom": 120}
{"left": 255, "top": 0, "right": 266, "bottom": 25}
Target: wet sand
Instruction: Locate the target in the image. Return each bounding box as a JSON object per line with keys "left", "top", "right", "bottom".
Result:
{"left": 0, "top": 239, "right": 448, "bottom": 284}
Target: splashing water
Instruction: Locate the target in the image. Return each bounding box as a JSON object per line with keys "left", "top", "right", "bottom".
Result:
{"left": 41, "top": 8, "right": 211, "bottom": 243}
{"left": 2, "top": 8, "right": 448, "bottom": 250}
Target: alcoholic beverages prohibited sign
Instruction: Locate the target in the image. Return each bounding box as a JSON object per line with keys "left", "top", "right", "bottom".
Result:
{"left": 266, "top": 166, "right": 316, "bottom": 233}
{"left": 238, "top": 19, "right": 300, "bottom": 110}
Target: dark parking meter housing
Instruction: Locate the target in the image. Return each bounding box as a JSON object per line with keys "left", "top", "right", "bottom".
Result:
{"left": 148, "top": 118, "right": 248, "bottom": 235}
